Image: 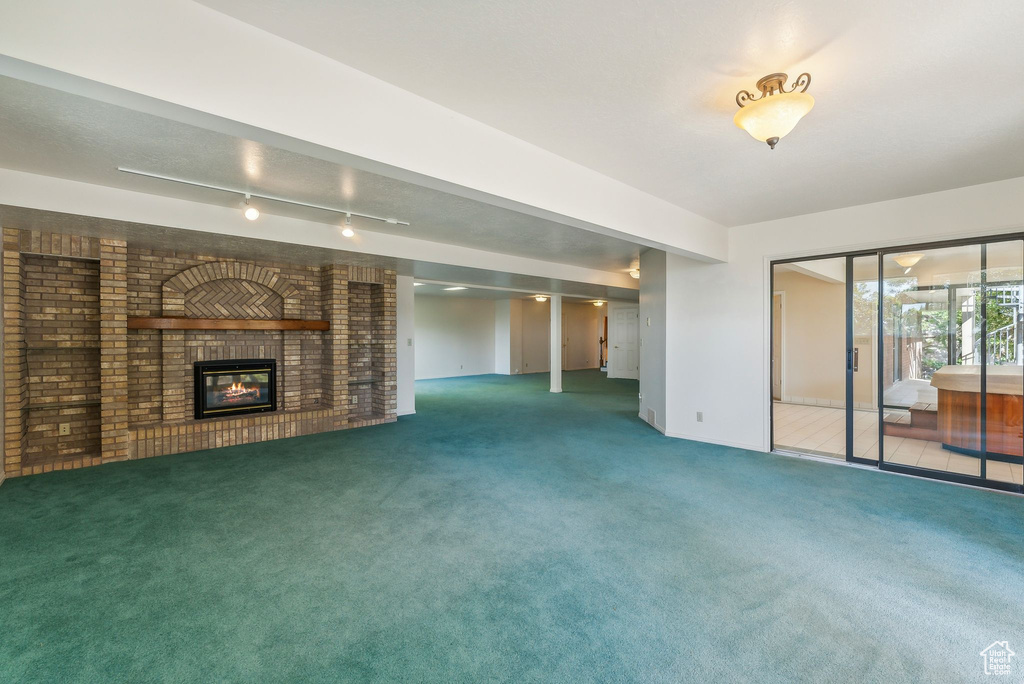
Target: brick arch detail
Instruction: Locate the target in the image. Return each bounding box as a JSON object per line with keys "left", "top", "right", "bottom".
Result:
{"left": 162, "top": 261, "right": 301, "bottom": 318}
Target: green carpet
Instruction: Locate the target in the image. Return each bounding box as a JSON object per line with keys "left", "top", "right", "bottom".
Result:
{"left": 1, "top": 371, "right": 1021, "bottom": 682}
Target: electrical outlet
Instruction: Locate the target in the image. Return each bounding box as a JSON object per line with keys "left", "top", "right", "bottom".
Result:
{"left": 407, "top": 338, "right": 413, "bottom": 346}
{"left": 58, "top": 423, "right": 71, "bottom": 436}
{"left": 696, "top": 412, "right": 703, "bottom": 423}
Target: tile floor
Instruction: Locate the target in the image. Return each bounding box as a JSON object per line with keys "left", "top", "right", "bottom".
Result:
{"left": 773, "top": 402, "right": 1023, "bottom": 485}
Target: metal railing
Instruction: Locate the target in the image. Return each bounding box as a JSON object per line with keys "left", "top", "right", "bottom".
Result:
{"left": 986, "top": 322, "right": 1019, "bottom": 364}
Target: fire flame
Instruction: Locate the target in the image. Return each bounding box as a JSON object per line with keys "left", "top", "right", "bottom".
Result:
{"left": 220, "top": 382, "right": 260, "bottom": 402}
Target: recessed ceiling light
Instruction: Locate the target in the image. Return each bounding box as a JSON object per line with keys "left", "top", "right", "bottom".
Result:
{"left": 734, "top": 72, "right": 814, "bottom": 149}
{"left": 443, "top": 286, "right": 467, "bottom": 291}
{"left": 534, "top": 295, "right": 548, "bottom": 302}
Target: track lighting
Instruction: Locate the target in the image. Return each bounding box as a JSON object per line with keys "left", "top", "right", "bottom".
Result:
{"left": 341, "top": 214, "right": 355, "bottom": 238}
{"left": 117, "top": 167, "right": 410, "bottom": 226}
{"left": 243, "top": 195, "right": 259, "bottom": 221}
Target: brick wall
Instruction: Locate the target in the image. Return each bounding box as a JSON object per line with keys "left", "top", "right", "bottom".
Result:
{"left": 2, "top": 229, "right": 398, "bottom": 477}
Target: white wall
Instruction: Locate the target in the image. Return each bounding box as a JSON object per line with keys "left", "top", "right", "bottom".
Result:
{"left": 414, "top": 296, "right": 496, "bottom": 379}
{"left": 396, "top": 275, "right": 415, "bottom": 415}
{"left": 509, "top": 299, "right": 523, "bottom": 375}
{"left": 493, "top": 298, "right": 527, "bottom": 375}
{"left": 639, "top": 249, "right": 667, "bottom": 431}
{"left": 660, "top": 175, "right": 1024, "bottom": 451}
{"left": 494, "top": 299, "right": 511, "bottom": 375}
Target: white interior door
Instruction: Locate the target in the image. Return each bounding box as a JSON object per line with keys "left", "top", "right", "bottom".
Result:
{"left": 610, "top": 306, "right": 639, "bottom": 379}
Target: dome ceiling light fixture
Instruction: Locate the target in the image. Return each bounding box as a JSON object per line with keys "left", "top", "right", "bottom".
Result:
{"left": 734, "top": 72, "right": 814, "bottom": 149}
{"left": 893, "top": 253, "right": 924, "bottom": 268}
{"left": 629, "top": 269, "right": 640, "bottom": 279}
{"left": 534, "top": 295, "right": 548, "bottom": 302}
{"left": 893, "top": 253, "right": 924, "bottom": 274}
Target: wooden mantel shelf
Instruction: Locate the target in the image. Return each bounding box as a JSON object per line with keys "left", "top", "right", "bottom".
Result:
{"left": 128, "top": 317, "right": 330, "bottom": 331}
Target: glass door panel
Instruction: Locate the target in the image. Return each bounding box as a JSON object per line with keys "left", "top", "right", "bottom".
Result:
{"left": 851, "top": 255, "right": 879, "bottom": 462}
{"left": 771, "top": 257, "right": 846, "bottom": 459}
{"left": 981, "top": 240, "right": 1024, "bottom": 487}
{"left": 882, "top": 245, "right": 981, "bottom": 476}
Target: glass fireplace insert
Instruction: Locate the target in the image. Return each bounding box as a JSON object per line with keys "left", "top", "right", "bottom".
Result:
{"left": 194, "top": 359, "right": 276, "bottom": 420}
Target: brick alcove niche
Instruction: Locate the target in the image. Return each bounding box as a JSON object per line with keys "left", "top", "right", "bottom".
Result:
{"left": 2, "top": 228, "right": 397, "bottom": 478}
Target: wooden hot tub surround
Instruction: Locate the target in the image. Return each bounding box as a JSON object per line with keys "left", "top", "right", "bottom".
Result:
{"left": 931, "top": 365, "right": 1023, "bottom": 459}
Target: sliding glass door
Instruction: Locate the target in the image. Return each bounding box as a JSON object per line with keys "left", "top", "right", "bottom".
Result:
{"left": 981, "top": 241, "right": 1023, "bottom": 487}
{"left": 880, "top": 244, "right": 982, "bottom": 477}
{"left": 771, "top": 237, "right": 1024, "bottom": 493}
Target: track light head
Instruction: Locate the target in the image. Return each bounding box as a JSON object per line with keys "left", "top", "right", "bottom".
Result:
{"left": 243, "top": 194, "right": 259, "bottom": 221}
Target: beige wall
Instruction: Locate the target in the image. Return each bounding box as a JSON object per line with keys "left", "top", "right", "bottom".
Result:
{"left": 521, "top": 299, "right": 550, "bottom": 373}
{"left": 563, "top": 301, "right": 604, "bottom": 371}
{"left": 774, "top": 270, "right": 846, "bottom": 406}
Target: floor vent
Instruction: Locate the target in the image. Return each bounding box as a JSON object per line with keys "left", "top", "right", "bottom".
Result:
{"left": 647, "top": 408, "right": 657, "bottom": 426}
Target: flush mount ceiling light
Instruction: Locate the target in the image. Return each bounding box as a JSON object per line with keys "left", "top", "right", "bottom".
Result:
{"left": 341, "top": 214, "right": 355, "bottom": 238}
{"left": 443, "top": 286, "right": 467, "bottom": 291}
{"left": 593, "top": 300, "right": 605, "bottom": 307}
{"left": 242, "top": 194, "right": 260, "bottom": 221}
{"left": 534, "top": 295, "right": 548, "bottom": 302}
{"left": 117, "top": 167, "right": 410, "bottom": 226}
{"left": 413, "top": 282, "right": 425, "bottom": 287}
{"left": 629, "top": 269, "right": 640, "bottom": 279}
{"left": 893, "top": 253, "right": 924, "bottom": 268}
{"left": 734, "top": 72, "right": 814, "bottom": 149}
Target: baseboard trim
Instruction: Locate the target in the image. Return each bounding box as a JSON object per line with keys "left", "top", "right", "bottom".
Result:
{"left": 397, "top": 410, "right": 416, "bottom": 417}
{"left": 663, "top": 430, "right": 762, "bottom": 452}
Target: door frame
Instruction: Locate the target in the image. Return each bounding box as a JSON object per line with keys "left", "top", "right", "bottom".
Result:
{"left": 769, "top": 233, "right": 1024, "bottom": 494}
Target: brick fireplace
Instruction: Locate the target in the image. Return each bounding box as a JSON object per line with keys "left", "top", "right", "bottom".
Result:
{"left": 2, "top": 227, "right": 397, "bottom": 477}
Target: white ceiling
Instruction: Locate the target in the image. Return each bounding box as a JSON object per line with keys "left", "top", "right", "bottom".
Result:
{"left": 201, "top": 0, "right": 1024, "bottom": 226}
{"left": 0, "top": 76, "right": 641, "bottom": 273}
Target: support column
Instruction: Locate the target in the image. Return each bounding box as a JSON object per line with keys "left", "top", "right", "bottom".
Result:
{"left": 99, "top": 239, "right": 129, "bottom": 463}
{"left": 2, "top": 229, "right": 25, "bottom": 477}
{"left": 550, "top": 294, "right": 562, "bottom": 393}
